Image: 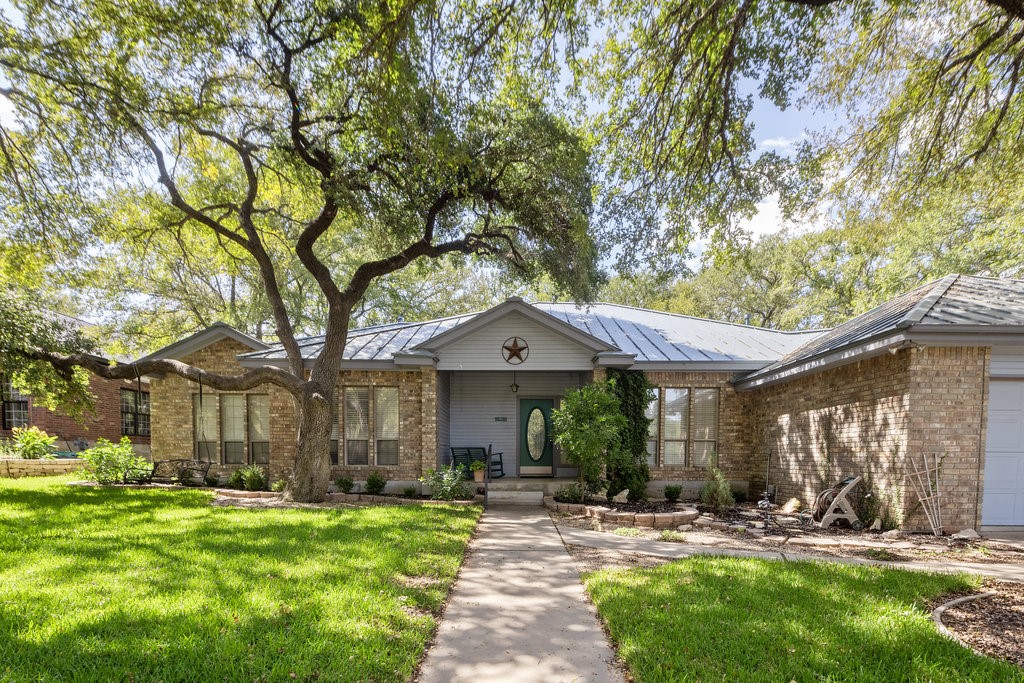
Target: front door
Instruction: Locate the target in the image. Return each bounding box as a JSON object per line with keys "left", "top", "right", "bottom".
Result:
{"left": 519, "top": 398, "right": 554, "bottom": 476}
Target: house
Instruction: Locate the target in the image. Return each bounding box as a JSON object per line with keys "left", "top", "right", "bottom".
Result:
{"left": 143, "top": 275, "right": 1024, "bottom": 534}
{"left": 1, "top": 310, "right": 152, "bottom": 455}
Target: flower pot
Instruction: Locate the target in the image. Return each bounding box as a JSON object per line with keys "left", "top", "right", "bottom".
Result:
{"left": 473, "top": 470, "right": 485, "bottom": 483}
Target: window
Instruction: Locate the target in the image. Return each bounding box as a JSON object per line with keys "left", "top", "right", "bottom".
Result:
{"left": 120, "top": 388, "right": 150, "bottom": 437}
{"left": 375, "top": 387, "right": 399, "bottom": 466}
{"left": 220, "top": 395, "right": 245, "bottom": 464}
{"left": 248, "top": 395, "right": 270, "bottom": 465}
{"left": 690, "top": 388, "right": 719, "bottom": 467}
{"left": 344, "top": 387, "right": 369, "bottom": 465}
{"left": 645, "top": 389, "right": 660, "bottom": 467}
{"left": 656, "top": 387, "right": 720, "bottom": 467}
{"left": 193, "top": 395, "right": 218, "bottom": 462}
{"left": 1, "top": 376, "right": 29, "bottom": 430}
{"left": 662, "top": 388, "right": 689, "bottom": 465}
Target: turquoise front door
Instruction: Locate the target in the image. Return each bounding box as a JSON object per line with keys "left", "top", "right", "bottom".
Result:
{"left": 519, "top": 398, "right": 554, "bottom": 476}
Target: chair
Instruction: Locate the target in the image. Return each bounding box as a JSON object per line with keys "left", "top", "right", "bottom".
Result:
{"left": 487, "top": 444, "right": 505, "bottom": 479}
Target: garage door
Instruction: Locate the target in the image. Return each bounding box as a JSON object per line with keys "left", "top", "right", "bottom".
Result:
{"left": 983, "top": 380, "right": 1024, "bottom": 525}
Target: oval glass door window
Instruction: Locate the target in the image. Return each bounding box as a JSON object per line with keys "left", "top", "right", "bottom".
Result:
{"left": 526, "top": 407, "right": 547, "bottom": 461}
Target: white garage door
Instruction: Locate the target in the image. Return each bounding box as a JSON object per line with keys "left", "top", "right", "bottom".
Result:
{"left": 983, "top": 380, "right": 1024, "bottom": 525}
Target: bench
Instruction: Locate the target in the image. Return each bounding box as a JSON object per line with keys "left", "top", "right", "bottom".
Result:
{"left": 450, "top": 446, "right": 505, "bottom": 479}
{"left": 125, "top": 459, "right": 212, "bottom": 486}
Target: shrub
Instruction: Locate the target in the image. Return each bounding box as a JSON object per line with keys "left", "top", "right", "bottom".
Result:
{"left": 402, "top": 485, "right": 418, "bottom": 498}
{"left": 552, "top": 380, "right": 625, "bottom": 495}
{"left": 270, "top": 479, "right": 287, "bottom": 492}
{"left": 419, "top": 465, "right": 469, "bottom": 501}
{"left": 226, "top": 469, "right": 245, "bottom": 489}
{"left": 699, "top": 466, "right": 735, "bottom": 514}
{"left": 80, "top": 437, "right": 148, "bottom": 485}
{"left": 11, "top": 426, "right": 56, "bottom": 460}
{"left": 365, "top": 470, "right": 387, "bottom": 496}
{"left": 335, "top": 476, "right": 354, "bottom": 494}
{"left": 613, "top": 527, "right": 644, "bottom": 537}
{"left": 607, "top": 369, "right": 654, "bottom": 501}
{"left": 204, "top": 475, "right": 220, "bottom": 487}
{"left": 659, "top": 530, "right": 686, "bottom": 542}
{"left": 554, "top": 482, "right": 585, "bottom": 504}
{"left": 663, "top": 485, "right": 682, "bottom": 503}
{"left": 239, "top": 464, "right": 267, "bottom": 491}
{"left": 731, "top": 488, "right": 748, "bottom": 504}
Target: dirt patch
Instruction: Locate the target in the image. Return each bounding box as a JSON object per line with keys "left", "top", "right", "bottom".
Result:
{"left": 550, "top": 508, "right": 1024, "bottom": 565}
{"left": 395, "top": 574, "right": 444, "bottom": 589}
{"left": 211, "top": 495, "right": 361, "bottom": 510}
{"left": 941, "top": 581, "right": 1024, "bottom": 668}
{"left": 565, "top": 543, "right": 672, "bottom": 574}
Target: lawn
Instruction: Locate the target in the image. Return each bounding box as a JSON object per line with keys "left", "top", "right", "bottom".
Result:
{"left": 0, "top": 476, "right": 480, "bottom": 682}
{"left": 584, "top": 557, "right": 1023, "bottom": 683}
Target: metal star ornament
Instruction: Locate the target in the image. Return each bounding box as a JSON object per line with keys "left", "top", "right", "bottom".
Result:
{"left": 502, "top": 337, "right": 529, "bottom": 364}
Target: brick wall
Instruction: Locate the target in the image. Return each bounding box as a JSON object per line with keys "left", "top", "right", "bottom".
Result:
{"left": 904, "top": 346, "right": 989, "bottom": 532}
{"left": 748, "top": 350, "right": 912, "bottom": 525}
{"left": 0, "top": 458, "right": 86, "bottom": 478}
{"left": 747, "top": 346, "right": 990, "bottom": 532}
{"left": 1, "top": 374, "right": 151, "bottom": 453}
{"left": 150, "top": 339, "right": 432, "bottom": 485}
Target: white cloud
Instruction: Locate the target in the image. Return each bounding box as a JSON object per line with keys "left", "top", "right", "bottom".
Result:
{"left": 759, "top": 136, "right": 798, "bottom": 150}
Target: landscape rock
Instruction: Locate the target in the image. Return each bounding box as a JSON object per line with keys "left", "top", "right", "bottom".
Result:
{"left": 952, "top": 528, "right": 980, "bottom": 539}
{"left": 676, "top": 524, "right": 693, "bottom": 532}
{"left": 611, "top": 490, "right": 630, "bottom": 504}
{"left": 869, "top": 518, "right": 882, "bottom": 531}
{"left": 634, "top": 513, "right": 654, "bottom": 527}
{"left": 781, "top": 497, "right": 802, "bottom": 514}
{"left": 882, "top": 529, "right": 905, "bottom": 539}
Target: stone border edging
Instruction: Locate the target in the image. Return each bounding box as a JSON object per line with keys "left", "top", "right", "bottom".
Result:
{"left": 931, "top": 592, "right": 997, "bottom": 653}
{"left": 325, "top": 492, "right": 483, "bottom": 506}
{"left": 543, "top": 496, "right": 700, "bottom": 529}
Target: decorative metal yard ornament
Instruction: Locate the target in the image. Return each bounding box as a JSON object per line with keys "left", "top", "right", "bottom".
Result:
{"left": 501, "top": 337, "right": 529, "bottom": 365}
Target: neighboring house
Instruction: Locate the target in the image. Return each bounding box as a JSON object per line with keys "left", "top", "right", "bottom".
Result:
{"left": 0, "top": 372, "right": 151, "bottom": 454}
{"left": 143, "top": 275, "right": 1024, "bottom": 534}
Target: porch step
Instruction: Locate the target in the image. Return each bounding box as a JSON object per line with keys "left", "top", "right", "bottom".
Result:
{"left": 486, "top": 489, "right": 544, "bottom": 505}
{"left": 486, "top": 478, "right": 576, "bottom": 496}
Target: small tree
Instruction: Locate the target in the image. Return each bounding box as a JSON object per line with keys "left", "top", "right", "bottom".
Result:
{"left": 552, "top": 380, "right": 625, "bottom": 497}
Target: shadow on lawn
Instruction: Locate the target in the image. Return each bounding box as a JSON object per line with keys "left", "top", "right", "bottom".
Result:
{"left": 588, "top": 558, "right": 1020, "bottom": 682}
{"left": 0, "top": 482, "right": 479, "bottom": 682}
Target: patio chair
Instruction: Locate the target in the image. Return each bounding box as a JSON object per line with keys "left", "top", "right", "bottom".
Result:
{"left": 487, "top": 444, "right": 505, "bottom": 478}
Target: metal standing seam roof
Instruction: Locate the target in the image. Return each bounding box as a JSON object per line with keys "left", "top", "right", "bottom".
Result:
{"left": 237, "top": 302, "right": 823, "bottom": 364}
{"left": 741, "top": 274, "right": 1024, "bottom": 383}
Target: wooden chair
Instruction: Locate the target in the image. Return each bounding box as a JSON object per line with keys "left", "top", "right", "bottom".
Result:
{"left": 487, "top": 444, "right": 505, "bottom": 479}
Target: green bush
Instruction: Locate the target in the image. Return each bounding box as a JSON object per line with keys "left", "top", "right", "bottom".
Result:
{"left": 613, "top": 527, "right": 644, "bottom": 537}
{"left": 663, "top": 485, "right": 682, "bottom": 503}
{"left": 270, "top": 479, "right": 287, "bottom": 492}
{"left": 239, "top": 464, "right": 267, "bottom": 491}
{"left": 553, "top": 482, "right": 585, "bottom": 504}
{"left": 659, "top": 530, "right": 686, "bottom": 542}
{"left": 226, "top": 469, "right": 245, "bottom": 489}
{"left": 699, "top": 466, "right": 735, "bottom": 514}
{"left": 365, "top": 470, "right": 387, "bottom": 496}
{"left": 605, "top": 445, "right": 649, "bottom": 502}
{"left": 552, "top": 380, "right": 625, "bottom": 495}
{"left": 80, "top": 437, "right": 148, "bottom": 485}
{"left": 11, "top": 426, "right": 56, "bottom": 460}
{"left": 419, "top": 465, "right": 469, "bottom": 501}
{"left": 402, "top": 485, "right": 418, "bottom": 498}
{"left": 335, "top": 476, "right": 354, "bottom": 494}
{"left": 204, "top": 475, "right": 220, "bottom": 487}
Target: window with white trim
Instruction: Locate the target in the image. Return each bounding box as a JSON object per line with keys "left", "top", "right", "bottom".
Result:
{"left": 344, "top": 387, "right": 369, "bottom": 466}
{"left": 690, "top": 388, "right": 719, "bottom": 467}
{"left": 657, "top": 387, "right": 720, "bottom": 467}
{"left": 248, "top": 395, "right": 270, "bottom": 465}
{"left": 662, "top": 388, "right": 688, "bottom": 465}
{"left": 374, "top": 387, "right": 399, "bottom": 466}
{"left": 193, "top": 394, "right": 218, "bottom": 462}
{"left": 221, "top": 395, "right": 245, "bottom": 464}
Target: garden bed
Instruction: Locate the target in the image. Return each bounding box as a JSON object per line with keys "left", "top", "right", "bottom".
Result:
{"left": 543, "top": 496, "right": 699, "bottom": 529}
{"left": 938, "top": 581, "right": 1024, "bottom": 668}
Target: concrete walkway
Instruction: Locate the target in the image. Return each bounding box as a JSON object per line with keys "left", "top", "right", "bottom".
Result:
{"left": 558, "top": 525, "right": 1024, "bottom": 583}
{"left": 417, "top": 507, "right": 624, "bottom": 683}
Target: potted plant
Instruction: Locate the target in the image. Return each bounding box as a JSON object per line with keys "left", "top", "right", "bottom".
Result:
{"left": 469, "top": 459, "right": 486, "bottom": 483}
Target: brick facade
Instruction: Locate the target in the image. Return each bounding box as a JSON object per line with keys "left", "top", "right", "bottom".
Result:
{"left": 1, "top": 374, "right": 151, "bottom": 454}
{"left": 746, "top": 346, "right": 990, "bottom": 532}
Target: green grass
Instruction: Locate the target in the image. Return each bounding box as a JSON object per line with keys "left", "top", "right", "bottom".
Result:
{"left": 584, "top": 557, "right": 1023, "bottom": 683}
{"left": 0, "top": 476, "right": 480, "bottom": 682}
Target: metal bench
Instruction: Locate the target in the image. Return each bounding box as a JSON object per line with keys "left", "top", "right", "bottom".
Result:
{"left": 125, "top": 459, "right": 211, "bottom": 486}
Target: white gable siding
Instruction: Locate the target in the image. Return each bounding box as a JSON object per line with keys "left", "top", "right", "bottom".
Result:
{"left": 992, "top": 347, "right": 1024, "bottom": 378}
{"left": 447, "top": 371, "right": 585, "bottom": 476}
{"left": 435, "top": 312, "right": 596, "bottom": 371}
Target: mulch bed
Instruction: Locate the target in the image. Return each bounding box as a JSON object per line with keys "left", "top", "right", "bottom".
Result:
{"left": 940, "top": 581, "right": 1024, "bottom": 668}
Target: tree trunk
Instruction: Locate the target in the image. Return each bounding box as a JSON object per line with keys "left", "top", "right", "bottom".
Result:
{"left": 287, "top": 384, "right": 334, "bottom": 502}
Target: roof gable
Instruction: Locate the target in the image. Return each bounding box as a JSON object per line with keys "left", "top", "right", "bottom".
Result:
{"left": 138, "top": 322, "right": 270, "bottom": 362}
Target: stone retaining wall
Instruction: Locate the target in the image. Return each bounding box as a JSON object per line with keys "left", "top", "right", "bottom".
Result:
{"left": 543, "top": 496, "right": 699, "bottom": 528}
{"left": 0, "top": 459, "right": 86, "bottom": 478}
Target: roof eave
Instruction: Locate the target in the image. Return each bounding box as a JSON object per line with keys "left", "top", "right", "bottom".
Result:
{"left": 138, "top": 323, "right": 270, "bottom": 363}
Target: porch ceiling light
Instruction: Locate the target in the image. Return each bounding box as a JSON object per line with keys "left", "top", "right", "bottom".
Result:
{"left": 510, "top": 371, "right": 519, "bottom": 393}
